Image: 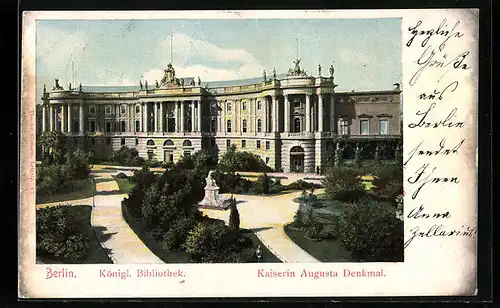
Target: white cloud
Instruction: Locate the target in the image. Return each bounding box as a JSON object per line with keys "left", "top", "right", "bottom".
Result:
{"left": 145, "top": 33, "right": 264, "bottom": 83}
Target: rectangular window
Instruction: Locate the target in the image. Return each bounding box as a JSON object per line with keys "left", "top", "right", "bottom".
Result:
{"left": 257, "top": 101, "right": 262, "bottom": 110}
{"left": 135, "top": 105, "right": 140, "bottom": 114}
{"left": 184, "top": 151, "right": 191, "bottom": 157}
{"left": 135, "top": 137, "right": 139, "bottom": 145}
{"left": 106, "top": 121, "right": 111, "bottom": 132}
{"left": 105, "top": 105, "right": 112, "bottom": 115}
{"left": 226, "top": 139, "right": 231, "bottom": 148}
{"left": 360, "top": 119, "right": 369, "bottom": 135}
{"left": 89, "top": 105, "right": 96, "bottom": 115}
{"left": 90, "top": 121, "right": 96, "bottom": 132}
{"left": 121, "top": 138, "right": 125, "bottom": 145}
{"left": 241, "top": 140, "right": 246, "bottom": 148}
{"left": 265, "top": 141, "right": 270, "bottom": 150}
{"left": 227, "top": 102, "right": 232, "bottom": 111}
{"left": 256, "top": 140, "right": 261, "bottom": 149}
{"left": 379, "top": 119, "right": 389, "bottom": 135}
{"left": 242, "top": 101, "right": 247, "bottom": 111}
{"left": 340, "top": 119, "right": 349, "bottom": 135}
{"left": 121, "top": 105, "right": 126, "bottom": 114}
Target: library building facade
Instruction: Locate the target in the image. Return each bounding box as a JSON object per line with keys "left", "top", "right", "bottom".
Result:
{"left": 40, "top": 60, "right": 402, "bottom": 173}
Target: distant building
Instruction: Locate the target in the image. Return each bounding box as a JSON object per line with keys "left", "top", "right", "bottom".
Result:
{"left": 40, "top": 60, "right": 401, "bottom": 173}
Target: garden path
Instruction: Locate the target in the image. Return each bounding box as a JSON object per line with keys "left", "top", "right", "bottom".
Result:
{"left": 201, "top": 191, "right": 322, "bottom": 263}
{"left": 89, "top": 166, "right": 165, "bottom": 264}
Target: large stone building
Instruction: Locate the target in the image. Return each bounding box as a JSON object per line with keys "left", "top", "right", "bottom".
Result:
{"left": 40, "top": 60, "right": 402, "bottom": 173}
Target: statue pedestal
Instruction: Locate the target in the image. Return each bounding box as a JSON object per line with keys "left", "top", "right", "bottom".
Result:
{"left": 198, "top": 183, "right": 232, "bottom": 210}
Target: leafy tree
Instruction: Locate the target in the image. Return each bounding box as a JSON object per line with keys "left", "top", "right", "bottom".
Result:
{"left": 228, "top": 199, "right": 240, "bottom": 231}
{"left": 334, "top": 198, "right": 404, "bottom": 262}
{"left": 112, "top": 146, "right": 145, "bottom": 166}
{"left": 38, "top": 130, "right": 66, "bottom": 165}
{"left": 323, "top": 167, "right": 366, "bottom": 202}
{"left": 262, "top": 173, "right": 270, "bottom": 195}
{"left": 218, "top": 144, "right": 272, "bottom": 173}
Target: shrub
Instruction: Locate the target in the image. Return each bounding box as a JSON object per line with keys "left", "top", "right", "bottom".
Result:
{"left": 36, "top": 164, "right": 65, "bottom": 196}
{"left": 111, "top": 146, "right": 145, "bottom": 167}
{"left": 219, "top": 144, "right": 273, "bottom": 173}
{"left": 162, "top": 216, "right": 198, "bottom": 252}
{"left": 211, "top": 170, "right": 253, "bottom": 194}
{"left": 36, "top": 205, "right": 90, "bottom": 263}
{"left": 184, "top": 220, "right": 228, "bottom": 263}
{"left": 229, "top": 201, "right": 240, "bottom": 231}
{"left": 371, "top": 164, "right": 403, "bottom": 203}
{"left": 287, "top": 180, "right": 321, "bottom": 191}
{"left": 115, "top": 172, "right": 128, "bottom": 179}
{"left": 334, "top": 198, "right": 404, "bottom": 262}
{"left": 323, "top": 167, "right": 367, "bottom": 202}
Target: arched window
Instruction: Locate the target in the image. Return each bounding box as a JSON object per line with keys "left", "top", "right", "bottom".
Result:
{"left": 135, "top": 120, "right": 140, "bottom": 132}
{"left": 183, "top": 140, "right": 192, "bottom": 147}
{"left": 294, "top": 118, "right": 301, "bottom": 132}
{"left": 227, "top": 102, "right": 232, "bottom": 111}
{"left": 146, "top": 139, "right": 155, "bottom": 146}
{"left": 257, "top": 119, "right": 262, "bottom": 133}
{"left": 163, "top": 139, "right": 174, "bottom": 146}
{"left": 242, "top": 119, "right": 247, "bottom": 133}
{"left": 105, "top": 121, "right": 111, "bottom": 132}
{"left": 121, "top": 121, "right": 126, "bottom": 132}
{"left": 257, "top": 101, "right": 262, "bottom": 110}
{"left": 227, "top": 120, "right": 232, "bottom": 133}
{"left": 73, "top": 121, "right": 79, "bottom": 133}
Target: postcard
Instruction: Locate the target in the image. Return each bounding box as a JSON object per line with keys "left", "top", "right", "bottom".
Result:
{"left": 19, "top": 9, "right": 478, "bottom": 298}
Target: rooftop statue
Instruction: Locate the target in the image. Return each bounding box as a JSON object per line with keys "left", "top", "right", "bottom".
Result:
{"left": 190, "top": 78, "right": 195, "bottom": 86}
{"left": 329, "top": 63, "right": 335, "bottom": 78}
{"left": 159, "top": 63, "right": 179, "bottom": 88}
{"left": 43, "top": 84, "right": 46, "bottom": 94}
{"left": 52, "top": 79, "right": 64, "bottom": 90}
{"left": 263, "top": 69, "right": 267, "bottom": 82}
{"left": 197, "top": 77, "right": 201, "bottom": 86}
{"left": 286, "top": 59, "right": 307, "bottom": 77}
{"left": 318, "top": 64, "right": 322, "bottom": 76}
{"left": 273, "top": 67, "right": 276, "bottom": 80}
{"left": 139, "top": 80, "right": 143, "bottom": 90}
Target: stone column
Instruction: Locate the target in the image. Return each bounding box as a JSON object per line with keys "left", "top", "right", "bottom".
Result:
{"left": 329, "top": 95, "right": 335, "bottom": 132}
{"left": 139, "top": 103, "right": 143, "bottom": 132}
{"left": 144, "top": 102, "right": 149, "bottom": 132}
{"left": 174, "top": 101, "right": 179, "bottom": 132}
{"left": 305, "top": 94, "right": 311, "bottom": 132}
{"left": 222, "top": 101, "right": 226, "bottom": 132}
{"left": 264, "top": 97, "right": 268, "bottom": 132}
{"left": 61, "top": 104, "right": 66, "bottom": 132}
{"left": 284, "top": 94, "right": 290, "bottom": 132}
{"left": 42, "top": 105, "right": 46, "bottom": 132}
{"left": 67, "top": 104, "right": 72, "bottom": 133}
{"left": 272, "top": 96, "right": 278, "bottom": 132}
{"left": 79, "top": 103, "right": 84, "bottom": 133}
{"left": 180, "top": 101, "right": 185, "bottom": 132}
{"left": 153, "top": 102, "right": 158, "bottom": 132}
{"left": 197, "top": 100, "right": 202, "bottom": 132}
{"left": 318, "top": 94, "right": 324, "bottom": 132}
{"left": 191, "top": 101, "right": 196, "bottom": 132}
{"left": 159, "top": 101, "right": 164, "bottom": 132}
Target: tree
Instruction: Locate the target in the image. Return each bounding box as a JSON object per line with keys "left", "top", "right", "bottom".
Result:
{"left": 38, "top": 131, "right": 66, "bottom": 165}
{"left": 228, "top": 198, "right": 240, "bottom": 231}
{"left": 262, "top": 172, "right": 270, "bottom": 195}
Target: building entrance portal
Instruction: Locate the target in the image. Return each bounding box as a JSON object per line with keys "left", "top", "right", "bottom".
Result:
{"left": 290, "top": 146, "right": 305, "bottom": 173}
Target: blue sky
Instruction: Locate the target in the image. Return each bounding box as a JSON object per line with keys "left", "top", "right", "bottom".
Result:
{"left": 36, "top": 18, "right": 401, "bottom": 100}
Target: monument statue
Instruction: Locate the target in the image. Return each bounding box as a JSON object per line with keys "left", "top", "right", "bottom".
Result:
{"left": 198, "top": 170, "right": 233, "bottom": 210}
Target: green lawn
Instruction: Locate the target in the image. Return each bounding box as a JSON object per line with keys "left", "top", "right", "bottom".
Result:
{"left": 284, "top": 224, "right": 352, "bottom": 262}
{"left": 36, "top": 178, "right": 95, "bottom": 204}
{"left": 37, "top": 205, "right": 113, "bottom": 264}
{"left": 115, "top": 177, "right": 136, "bottom": 194}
